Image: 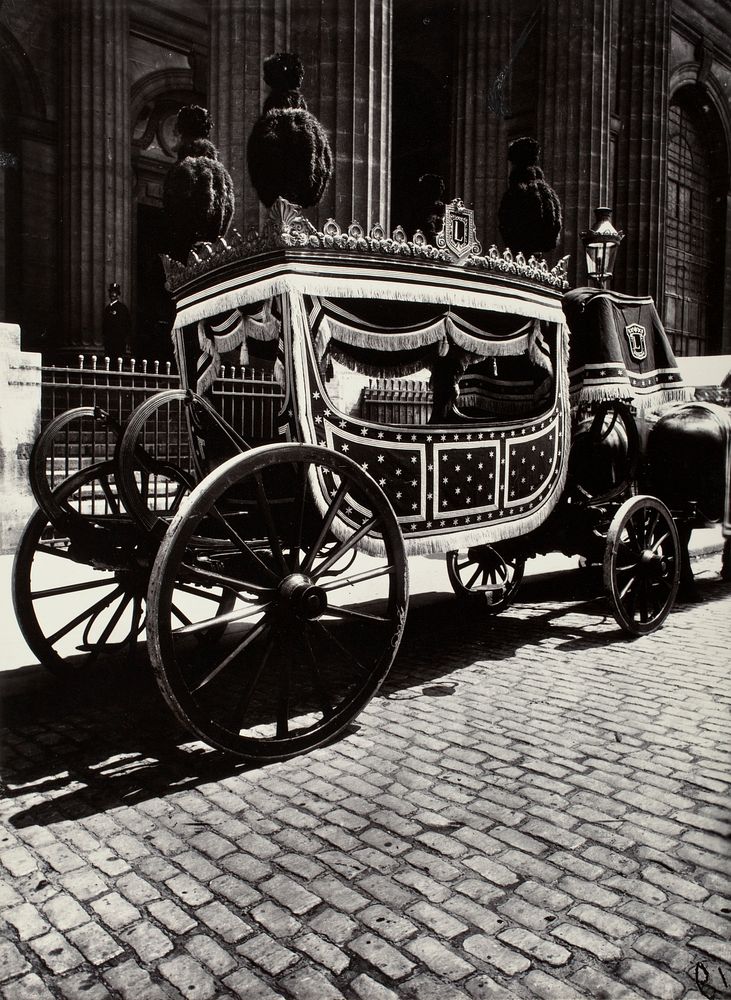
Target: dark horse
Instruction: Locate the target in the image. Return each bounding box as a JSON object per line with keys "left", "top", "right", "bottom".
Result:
{"left": 646, "top": 401, "right": 731, "bottom": 595}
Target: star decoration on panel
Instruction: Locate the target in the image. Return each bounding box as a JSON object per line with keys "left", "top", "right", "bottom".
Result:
{"left": 433, "top": 443, "right": 500, "bottom": 518}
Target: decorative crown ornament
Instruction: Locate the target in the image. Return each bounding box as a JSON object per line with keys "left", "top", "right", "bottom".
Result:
{"left": 162, "top": 197, "right": 569, "bottom": 293}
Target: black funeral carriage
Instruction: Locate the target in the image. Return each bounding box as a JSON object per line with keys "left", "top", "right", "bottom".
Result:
{"left": 13, "top": 198, "right": 697, "bottom": 760}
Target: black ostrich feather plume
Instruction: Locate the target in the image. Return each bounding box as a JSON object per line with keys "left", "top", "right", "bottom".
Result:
{"left": 163, "top": 107, "right": 235, "bottom": 262}
{"left": 498, "top": 136, "right": 562, "bottom": 255}
{"left": 247, "top": 54, "right": 333, "bottom": 209}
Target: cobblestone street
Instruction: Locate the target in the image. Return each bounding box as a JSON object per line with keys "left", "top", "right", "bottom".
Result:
{"left": 1, "top": 557, "right": 730, "bottom": 1000}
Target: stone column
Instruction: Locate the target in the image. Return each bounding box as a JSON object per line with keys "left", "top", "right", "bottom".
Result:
{"left": 450, "top": 0, "right": 513, "bottom": 248}
{"left": 208, "top": 0, "right": 287, "bottom": 237}
{"left": 208, "top": 0, "right": 392, "bottom": 235}
{"left": 21, "top": 127, "right": 58, "bottom": 354}
{"left": 59, "top": 0, "right": 131, "bottom": 355}
{"left": 537, "top": 0, "right": 614, "bottom": 284}
{"left": 612, "top": 0, "right": 670, "bottom": 299}
{"left": 295, "top": 0, "right": 391, "bottom": 230}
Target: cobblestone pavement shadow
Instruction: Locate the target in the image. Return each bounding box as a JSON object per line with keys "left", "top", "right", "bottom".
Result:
{"left": 1, "top": 567, "right": 657, "bottom": 827}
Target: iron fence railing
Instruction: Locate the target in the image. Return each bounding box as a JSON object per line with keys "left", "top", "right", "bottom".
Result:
{"left": 41, "top": 355, "right": 180, "bottom": 428}
{"left": 39, "top": 357, "right": 285, "bottom": 499}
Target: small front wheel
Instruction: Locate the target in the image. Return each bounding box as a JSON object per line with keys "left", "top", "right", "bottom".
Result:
{"left": 603, "top": 495, "right": 680, "bottom": 635}
{"left": 446, "top": 545, "right": 524, "bottom": 614}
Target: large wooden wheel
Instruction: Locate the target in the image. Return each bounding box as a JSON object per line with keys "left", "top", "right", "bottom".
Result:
{"left": 603, "top": 495, "right": 680, "bottom": 635}
{"left": 446, "top": 545, "right": 525, "bottom": 614}
{"left": 13, "top": 463, "right": 231, "bottom": 675}
{"left": 13, "top": 464, "right": 146, "bottom": 674}
{"left": 147, "top": 443, "right": 408, "bottom": 760}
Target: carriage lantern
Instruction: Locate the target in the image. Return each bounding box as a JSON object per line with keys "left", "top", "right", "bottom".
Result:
{"left": 581, "top": 207, "right": 624, "bottom": 288}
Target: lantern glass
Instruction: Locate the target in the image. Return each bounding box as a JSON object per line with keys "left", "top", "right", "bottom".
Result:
{"left": 580, "top": 207, "right": 624, "bottom": 288}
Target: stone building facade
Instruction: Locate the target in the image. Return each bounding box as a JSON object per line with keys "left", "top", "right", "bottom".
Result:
{"left": 0, "top": 0, "right": 729, "bottom": 360}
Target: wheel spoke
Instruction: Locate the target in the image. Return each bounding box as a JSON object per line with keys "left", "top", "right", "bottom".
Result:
{"left": 320, "top": 564, "right": 395, "bottom": 593}
{"left": 645, "top": 508, "right": 660, "bottom": 546}
{"left": 174, "top": 600, "right": 271, "bottom": 636}
{"left": 302, "top": 629, "right": 334, "bottom": 720}
{"left": 230, "top": 629, "right": 276, "bottom": 729}
{"left": 639, "top": 580, "right": 650, "bottom": 623}
{"left": 289, "top": 462, "right": 308, "bottom": 571}
{"left": 127, "top": 595, "right": 144, "bottom": 666}
{"left": 171, "top": 603, "right": 192, "bottom": 628}
{"left": 208, "top": 504, "right": 279, "bottom": 584}
{"left": 180, "top": 561, "right": 272, "bottom": 597}
{"left": 325, "top": 605, "right": 392, "bottom": 624}
{"left": 465, "top": 564, "right": 482, "bottom": 589}
{"left": 310, "top": 619, "right": 369, "bottom": 676}
{"left": 46, "top": 585, "right": 123, "bottom": 646}
{"left": 138, "top": 467, "right": 150, "bottom": 506}
{"left": 276, "top": 640, "right": 291, "bottom": 738}
{"left": 311, "top": 518, "right": 378, "bottom": 580}
{"left": 648, "top": 581, "right": 664, "bottom": 616}
{"left": 83, "top": 593, "right": 132, "bottom": 667}
{"left": 300, "top": 481, "right": 349, "bottom": 574}
{"left": 31, "top": 576, "right": 117, "bottom": 600}
{"left": 651, "top": 531, "right": 672, "bottom": 553}
{"left": 192, "top": 619, "right": 270, "bottom": 693}
{"left": 625, "top": 519, "right": 642, "bottom": 553}
{"left": 254, "top": 472, "right": 287, "bottom": 574}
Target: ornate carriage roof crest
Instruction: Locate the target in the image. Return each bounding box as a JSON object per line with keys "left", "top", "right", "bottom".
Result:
{"left": 624, "top": 323, "right": 648, "bottom": 361}
{"left": 436, "top": 198, "right": 482, "bottom": 263}
{"left": 162, "top": 197, "right": 569, "bottom": 292}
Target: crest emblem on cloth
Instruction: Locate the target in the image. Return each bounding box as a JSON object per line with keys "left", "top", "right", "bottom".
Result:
{"left": 624, "top": 323, "right": 648, "bottom": 361}
{"left": 437, "top": 199, "right": 482, "bottom": 263}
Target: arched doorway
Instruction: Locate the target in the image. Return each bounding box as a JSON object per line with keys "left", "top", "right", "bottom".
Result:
{"left": 664, "top": 86, "right": 728, "bottom": 356}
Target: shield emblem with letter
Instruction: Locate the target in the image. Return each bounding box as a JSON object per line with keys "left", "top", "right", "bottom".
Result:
{"left": 625, "top": 323, "right": 648, "bottom": 361}
{"left": 437, "top": 198, "right": 482, "bottom": 263}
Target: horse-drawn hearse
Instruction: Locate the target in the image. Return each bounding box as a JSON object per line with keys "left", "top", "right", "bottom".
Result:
{"left": 13, "top": 197, "right": 729, "bottom": 761}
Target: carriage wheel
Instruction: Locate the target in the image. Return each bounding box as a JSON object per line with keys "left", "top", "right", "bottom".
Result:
{"left": 603, "top": 495, "right": 680, "bottom": 635}
{"left": 29, "top": 407, "right": 120, "bottom": 521}
{"left": 116, "top": 389, "right": 197, "bottom": 536}
{"left": 13, "top": 464, "right": 147, "bottom": 674}
{"left": 446, "top": 545, "right": 525, "bottom": 614}
{"left": 147, "top": 443, "right": 408, "bottom": 760}
{"left": 13, "top": 463, "right": 232, "bottom": 675}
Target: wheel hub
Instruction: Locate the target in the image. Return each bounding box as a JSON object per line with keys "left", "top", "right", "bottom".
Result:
{"left": 639, "top": 548, "right": 666, "bottom": 580}
{"left": 279, "top": 573, "right": 328, "bottom": 620}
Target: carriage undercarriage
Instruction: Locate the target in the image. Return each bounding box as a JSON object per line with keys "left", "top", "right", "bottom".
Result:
{"left": 14, "top": 201, "right": 701, "bottom": 761}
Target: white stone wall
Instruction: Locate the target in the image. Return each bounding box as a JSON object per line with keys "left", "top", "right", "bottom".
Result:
{"left": 0, "top": 324, "right": 41, "bottom": 553}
